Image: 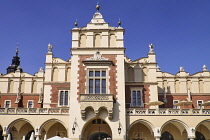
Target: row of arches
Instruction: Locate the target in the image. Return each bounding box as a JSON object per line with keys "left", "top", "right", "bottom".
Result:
{"left": 128, "top": 119, "right": 210, "bottom": 140}
{"left": 1, "top": 118, "right": 209, "bottom": 140}
{"left": 52, "top": 67, "right": 71, "bottom": 82}
{"left": 80, "top": 34, "right": 116, "bottom": 48}
{"left": 0, "top": 119, "right": 67, "bottom": 140}
{"left": 8, "top": 80, "right": 40, "bottom": 93}
{"left": 162, "top": 79, "right": 204, "bottom": 93}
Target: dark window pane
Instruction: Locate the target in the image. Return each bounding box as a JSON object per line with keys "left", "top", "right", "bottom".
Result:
{"left": 137, "top": 91, "right": 141, "bottom": 106}
{"left": 102, "top": 71, "right": 106, "bottom": 77}
{"left": 132, "top": 91, "right": 136, "bottom": 106}
{"left": 95, "top": 79, "right": 100, "bottom": 93}
{"left": 89, "top": 80, "right": 93, "bottom": 94}
{"left": 28, "top": 101, "right": 33, "bottom": 108}
{"left": 102, "top": 79, "right": 106, "bottom": 93}
{"left": 65, "top": 91, "right": 68, "bottom": 105}
{"left": 60, "top": 91, "right": 64, "bottom": 105}
{"left": 89, "top": 71, "right": 93, "bottom": 77}
{"left": 92, "top": 120, "right": 96, "bottom": 124}
{"left": 97, "top": 119, "right": 101, "bottom": 124}
{"left": 95, "top": 71, "right": 100, "bottom": 77}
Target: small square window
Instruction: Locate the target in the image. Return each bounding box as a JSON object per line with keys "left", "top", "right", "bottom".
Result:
{"left": 5, "top": 101, "right": 11, "bottom": 108}
{"left": 197, "top": 101, "right": 203, "bottom": 109}
{"left": 173, "top": 100, "right": 179, "bottom": 109}
{"left": 28, "top": 101, "right": 33, "bottom": 108}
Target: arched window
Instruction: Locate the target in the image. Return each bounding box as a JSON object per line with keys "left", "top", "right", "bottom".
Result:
{"left": 52, "top": 68, "right": 58, "bottom": 82}
{"left": 80, "top": 34, "right": 86, "bottom": 48}
{"left": 8, "top": 80, "right": 14, "bottom": 93}
{"left": 109, "top": 34, "right": 116, "bottom": 47}
{"left": 199, "top": 80, "right": 204, "bottom": 93}
{"left": 20, "top": 80, "right": 25, "bottom": 93}
{"left": 32, "top": 80, "right": 37, "bottom": 93}
{"left": 175, "top": 80, "right": 180, "bottom": 93}
{"left": 66, "top": 67, "right": 71, "bottom": 82}
{"left": 94, "top": 34, "right": 101, "bottom": 47}
{"left": 128, "top": 67, "right": 134, "bottom": 81}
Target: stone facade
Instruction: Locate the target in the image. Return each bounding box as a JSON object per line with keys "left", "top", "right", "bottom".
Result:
{"left": 0, "top": 4, "right": 210, "bottom": 140}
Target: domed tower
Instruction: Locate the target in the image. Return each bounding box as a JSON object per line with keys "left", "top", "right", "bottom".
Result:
{"left": 6, "top": 46, "right": 23, "bottom": 73}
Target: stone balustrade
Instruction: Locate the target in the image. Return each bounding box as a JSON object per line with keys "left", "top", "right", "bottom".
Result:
{"left": 0, "top": 108, "right": 69, "bottom": 115}
{"left": 127, "top": 108, "right": 210, "bottom": 115}
{"left": 80, "top": 94, "right": 113, "bottom": 102}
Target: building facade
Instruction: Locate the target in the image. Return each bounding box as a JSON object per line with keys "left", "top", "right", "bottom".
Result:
{"left": 0, "top": 4, "right": 210, "bottom": 140}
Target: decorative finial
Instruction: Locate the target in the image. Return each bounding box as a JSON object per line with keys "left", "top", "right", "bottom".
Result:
{"left": 203, "top": 64, "right": 208, "bottom": 71}
{"left": 156, "top": 65, "right": 161, "bottom": 71}
{"left": 180, "top": 66, "right": 185, "bottom": 71}
{"left": 74, "top": 19, "right": 78, "bottom": 27}
{"left": 96, "top": 2, "right": 100, "bottom": 11}
{"left": 48, "top": 43, "right": 53, "bottom": 53}
{"left": 148, "top": 44, "right": 154, "bottom": 53}
{"left": 16, "top": 43, "right": 19, "bottom": 56}
{"left": 118, "top": 18, "right": 121, "bottom": 27}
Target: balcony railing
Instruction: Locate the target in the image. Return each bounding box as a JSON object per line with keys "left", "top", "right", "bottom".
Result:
{"left": 0, "top": 108, "right": 69, "bottom": 115}
{"left": 127, "top": 108, "right": 210, "bottom": 115}
{"left": 80, "top": 94, "right": 114, "bottom": 102}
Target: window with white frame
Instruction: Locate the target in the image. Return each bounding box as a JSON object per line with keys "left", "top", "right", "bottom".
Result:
{"left": 130, "top": 88, "right": 143, "bottom": 107}
{"left": 197, "top": 100, "right": 203, "bottom": 109}
{"left": 59, "top": 91, "right": 69, "bottom": 106}
{"left": 88, "top": 69, "right": 107, "bottom": 94}
{"left": 173, "top": 100, "right": 179, "bottom": 109}
{"left": 5, "top": 100, "right": 11, "bottom": 108}
{"left": 27, "top": 100, "right": 34, "bottom": 108}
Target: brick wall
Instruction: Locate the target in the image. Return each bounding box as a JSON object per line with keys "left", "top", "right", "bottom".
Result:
{"left": 50, "top": 84, "right": 70, "bottom": 108}
{"left": 77, "top": 54, "right": 118, "bottom": 101}
{"left": 125, "top": 85, "right": 150, "bottom": 109}
{"left": 158, "top": 94, "right": 210, "bottom": 109}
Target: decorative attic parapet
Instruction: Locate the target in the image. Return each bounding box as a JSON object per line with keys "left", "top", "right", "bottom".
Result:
{"left": 83, "top": 50, "right": 114, "bottom": 66}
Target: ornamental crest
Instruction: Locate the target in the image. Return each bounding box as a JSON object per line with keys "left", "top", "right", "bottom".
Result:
{"left": 87, "top": 50, "right": 108, "bottom": 61}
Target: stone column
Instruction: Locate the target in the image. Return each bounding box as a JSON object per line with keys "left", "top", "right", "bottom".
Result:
{"left": 154, "top": 136, "right": 161, "bottom": 140}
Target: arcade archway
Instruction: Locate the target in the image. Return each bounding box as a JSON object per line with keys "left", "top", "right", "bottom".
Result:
{"left": 128, "top": 120, "right": 154, "bottom": 140}
{"left": 82, "top": 118, "right": 112, "bottom": 140}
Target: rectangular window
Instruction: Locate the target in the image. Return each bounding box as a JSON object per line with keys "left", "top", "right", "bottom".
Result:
{"left": 27, "top": 100, "right": 34, "bottom": 108}
{"left": 59, "top": 91, "right": 69, "bottom": 106}
{"left": 131, "top": 89, "right": 143, "bottom": 107}
{"left": 5, "top": 100, "right": 11, "bottom": 108}
{"left": 88, "top": 69, "right": 107, "bottom": 94}
{"left": 173, "top": 100, "right": 179, "bottom": 109}
{"left": 197, "top": 100, "right": 203, "bottom": 109}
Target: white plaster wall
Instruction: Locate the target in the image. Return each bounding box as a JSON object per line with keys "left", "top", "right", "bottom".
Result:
{"left": 43, "top": 85, "right": 52, "bottom": 108}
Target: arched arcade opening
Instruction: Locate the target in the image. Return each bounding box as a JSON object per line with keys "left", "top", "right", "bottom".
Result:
{"left": 82, "top": 118, "right": 112, "bottom": 140}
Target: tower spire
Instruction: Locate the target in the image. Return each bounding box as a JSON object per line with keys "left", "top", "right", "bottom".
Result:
{"left": 6, "top": 44, "right": 23, "bottom": 73}
{"left": 16, "top": 43, "right": 19, "bottom": 56}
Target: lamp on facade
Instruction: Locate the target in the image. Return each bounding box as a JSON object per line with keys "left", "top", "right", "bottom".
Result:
{"left": 118, "top": 122, "right": 121, "bottom": 134}
{"left": 72, "top": 119, "right": 77, "bottom": 134}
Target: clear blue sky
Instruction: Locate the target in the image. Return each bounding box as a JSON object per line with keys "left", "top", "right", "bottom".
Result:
{"left": 0, "top": 0, "right": 210, "bottom": 75}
